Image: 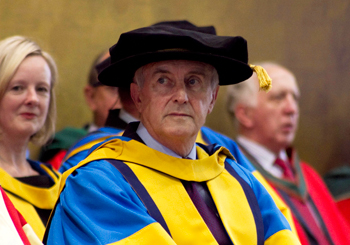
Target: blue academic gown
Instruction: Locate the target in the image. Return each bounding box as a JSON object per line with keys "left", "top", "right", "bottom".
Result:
{"left": 59, "top": 126, "right": 123, "bottom": 173}
{"left": 45, "top": 123, "right": 300, "bottom": 245}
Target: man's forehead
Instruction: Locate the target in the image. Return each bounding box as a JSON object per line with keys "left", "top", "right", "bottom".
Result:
{"left": 262, "top": 65, "right": 297, "bottom": 88}
{"left": 272, "top": 71, "right": 298, "bottom": 89}
{"left": 143, "top": 60, "right": 215, "bottom": 74}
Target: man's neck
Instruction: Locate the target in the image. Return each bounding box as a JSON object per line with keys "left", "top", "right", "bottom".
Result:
{"left": 236, "top": 135, "right": 286, "bottom": 178}
{"left": 136, "top": 122, "right": 197, "bottom": 159}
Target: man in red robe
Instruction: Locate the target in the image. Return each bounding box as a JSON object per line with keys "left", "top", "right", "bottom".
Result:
{"left": 226, "top": 61, "right": 350, "bottom": 245}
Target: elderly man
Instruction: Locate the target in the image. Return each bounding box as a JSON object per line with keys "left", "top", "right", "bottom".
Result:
{"left": 226, "top": 62, "right": 350, "bottom": 245}
{"left": 45, "top": 26, "right": 300, "bottom": 244}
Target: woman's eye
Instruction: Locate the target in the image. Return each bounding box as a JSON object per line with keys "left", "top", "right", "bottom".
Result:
{"left": 11, "top": 86, "right": 23, "bottom": 91}
{"left": 37, "top": 87, "right": 49, "bottom": 93}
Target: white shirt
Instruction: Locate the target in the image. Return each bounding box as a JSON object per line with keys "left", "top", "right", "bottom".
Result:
{"left": 236, "top": 135, "right": 288, "bottom": 178}
{"left": 119, "top": 108, "right": 138, "bottom": 124}
{"left": 87, "top": 123, "right": 99, "bottom": 133}
{"left": 136, "top": 122, "right": 197, "bottom": 160}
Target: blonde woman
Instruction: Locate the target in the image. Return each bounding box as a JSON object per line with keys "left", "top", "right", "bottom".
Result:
{"left": 0, "top": 36, "right": 60, "bottom": 239}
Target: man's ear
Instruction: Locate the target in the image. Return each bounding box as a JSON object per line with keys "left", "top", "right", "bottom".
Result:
{"left": 84, "top": 85, "right": 97, "bottom": 111}
{"left": 234, "top": 104, "right": 254, "bottom": 128}
{"left": 207, "top": 86, "right": 220, "bottom": 114}
{"left": 130, "top": 83, "right": 142, "bottom": 113}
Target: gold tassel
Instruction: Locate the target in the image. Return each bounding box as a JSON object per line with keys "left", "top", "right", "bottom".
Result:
{"left": 249, "top": 64, "right": 272, "bottom": 92}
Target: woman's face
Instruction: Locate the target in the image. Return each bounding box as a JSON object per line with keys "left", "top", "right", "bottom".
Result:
{"left": 0, "top": 55, "right": 51, "bottom": 140}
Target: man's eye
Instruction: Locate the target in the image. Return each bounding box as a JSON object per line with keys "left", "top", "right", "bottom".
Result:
{"left": 158, "top": 77, "right": 167, "bottom": 84}
{"left": 272, "top": 94, "right": 284, "bottom": 101}
{"left": 293, "top": 94, "right": 300, "bottom": 102}
{"left": 188, "top": 78, "right": 199, "bottom": 86}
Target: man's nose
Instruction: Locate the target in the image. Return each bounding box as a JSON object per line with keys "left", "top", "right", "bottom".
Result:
{"left": 173, "top": 85, "right": 189, "bottom": 104}
{"left": 284, "top": 94, "right": 298, "bottom": 114}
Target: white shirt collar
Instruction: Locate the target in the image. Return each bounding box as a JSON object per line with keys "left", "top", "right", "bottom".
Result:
{"left": 236, "top": 135, "right": 285, "bottom": 178}
{"left": 136, "top": 122, "right": 197, "bottom": 159}
{"left": 119, "top": 108, "right": 138, "bottom": 124}
{"left": 87, "top": 123, "right": 99, "bottom": 133}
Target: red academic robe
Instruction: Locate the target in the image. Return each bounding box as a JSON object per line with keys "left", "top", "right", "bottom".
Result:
{"left": 294, "top": 162, "right": 350, "bottom": 245}
{"left": 239, "top": 146, "right": 350, "bottom": 245}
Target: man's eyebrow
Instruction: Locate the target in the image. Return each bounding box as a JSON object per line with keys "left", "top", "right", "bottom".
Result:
{"left": 151, "top": 67, "right": 208, "bottom": 76}
{"left": 188, "top": 69, "right": 207, "bottom": 76}
{"left": 152, "top": 67, "right": 171, "bottom": 75}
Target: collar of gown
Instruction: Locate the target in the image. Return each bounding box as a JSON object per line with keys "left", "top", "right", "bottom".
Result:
{"left": 94, "top": 137, "right": 233, "bottom": 182}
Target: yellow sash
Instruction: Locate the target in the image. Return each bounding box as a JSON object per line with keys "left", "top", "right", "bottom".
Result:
{"left": 0, "top": 165, "right": 61, "bottom": 239}
{"left": 62, "top": 131, "right": 123, "bottom": 162}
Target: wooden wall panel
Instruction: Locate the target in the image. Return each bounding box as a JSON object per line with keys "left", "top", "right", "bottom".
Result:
{"left": 1, "top": 0, "right": 349, "bottom": 174}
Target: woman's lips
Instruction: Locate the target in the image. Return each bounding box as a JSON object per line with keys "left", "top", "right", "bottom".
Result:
{"left": 20, "top": 113, "right": 37, "bottom": 119}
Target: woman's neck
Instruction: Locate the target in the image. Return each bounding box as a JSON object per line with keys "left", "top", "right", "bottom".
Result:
{"left": 0, "top": 136, "right": 39, "bottom": 177}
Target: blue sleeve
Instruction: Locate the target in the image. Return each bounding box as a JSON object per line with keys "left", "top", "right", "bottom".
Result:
{"left": 226, "top": 158, "right": 292, "bottom": 241}
{"left": 47, "top": 160, "right": 156, "bottom": 245}
{"left": 200, "top": 127, "right": 255, "bottom": 172}
{"left": 58, "top": 128, "right": 123, "bottom": 173}
{"left": 59, "top": 150, "right": 89, "bottom": 173}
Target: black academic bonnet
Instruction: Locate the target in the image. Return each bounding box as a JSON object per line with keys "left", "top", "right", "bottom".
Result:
{"left": 95, "top": 20, "right": 215, "bottom": 78}
{"left": 98, "top": 25, "right": 253, "bottom": 87}
{"left": 96, "top": 56, "right": 111, "bottom": 75}
{"left": 152, "top": 20, "right": 216, "bottom": 35}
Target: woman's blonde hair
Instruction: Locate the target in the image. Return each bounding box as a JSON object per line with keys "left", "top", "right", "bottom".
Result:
{"left": 0, "top": 36, "right": 57, "bottom": 145}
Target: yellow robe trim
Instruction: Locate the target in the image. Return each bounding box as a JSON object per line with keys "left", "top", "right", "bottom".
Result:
{"left": 108, "top": 223, "right": 176, "bottom": 245}
{"left": 62, "top": 138, "right": 260, "bottom": 244}
{"left": 61, "top": 137, "right": 233, "bottom": 190}
{"left": 196, "top": 131, "right": 298, "bottom": 237}
{"left": 63, "top": 132, "right": 123, "bottom": 163}
{"left": 265, "top": 229, "right": 301, "bottom": 245}
{"left": 0, "top": 165, "right": 61, "bottom": 239}
{"left": 252, "top": 171, "right": 297, "bottom": 235}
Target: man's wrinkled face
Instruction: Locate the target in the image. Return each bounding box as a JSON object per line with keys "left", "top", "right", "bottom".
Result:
{"left": 131, "top": 60, "right": 219, "bottom": 145}
{"left": 250, "top": 66, "right": 300, "bottom": 152}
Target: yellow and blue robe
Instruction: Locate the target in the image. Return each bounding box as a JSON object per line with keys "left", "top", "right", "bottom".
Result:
{"left": 0, "top": 160, "right": 61, "bottom": 239}
{"left": 45, "top": 127, "right": 300, "bottom": 244}
{"left": 59, "top": 124, "right": 297, "bottom": 239}
{"left": 59, "top": 126, "right": 123, "bottom": 173}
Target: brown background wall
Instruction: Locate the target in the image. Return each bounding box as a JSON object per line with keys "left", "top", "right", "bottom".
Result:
{"left": 1, "top": 0, "right": 349, "bottom": 175}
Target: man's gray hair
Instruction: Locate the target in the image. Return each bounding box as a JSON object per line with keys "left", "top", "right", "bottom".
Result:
{"left": 226, "top": 61, "right": 290, "bottom": 118}
{"left": 226, "top": 69, "right": 259, "bottom": 118}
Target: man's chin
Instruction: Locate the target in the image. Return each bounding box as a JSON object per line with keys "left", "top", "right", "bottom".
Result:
{"left": 278, "top": 137, "right": 295, "bottom": 149}
{"left": 164, "top": 124, "right": 197, "bottom": 137}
